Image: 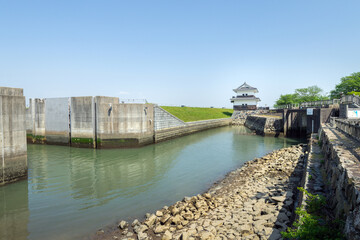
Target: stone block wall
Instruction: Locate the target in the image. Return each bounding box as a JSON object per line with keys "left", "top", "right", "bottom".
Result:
{"left": 0, "top": 87, "right": 27, "bottom": 184}
{"left": 154, "top": 106, "right": 186, "bottom": 130}
{"left": 231, "top": 110, "right": 270, "bottom": 125}
{"left": 244, "top": 115, "right": 283, "bottom": 136}
{"left": 319, "top": 124, "right": 360, "bottom": 239}
{"left": 154, "top": 118, "right": 231, "bottom": 143}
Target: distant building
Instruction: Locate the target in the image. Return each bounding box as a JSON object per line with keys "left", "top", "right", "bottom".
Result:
{"left": 230, "top": 82, "right": 261, "bottom": 110}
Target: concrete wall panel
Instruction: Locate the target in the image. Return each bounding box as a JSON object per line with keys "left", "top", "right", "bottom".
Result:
{"left": 45, "top": 98, "right": 70, "bottom": 144}
{"left": 0, "top": 88, "right": 27, "bottom": 184}
{"left": 25, "top": 102, "right": 32, "bottom": 138}
{"left": 0, "top": 87, "right": 23, "bottom": 96}
{"left": 70, "top": 97, "right": 95, "bottom": 148}
{"left": 32, "top": 99, "right": 46, "bottom": 143}
{"left": 96, "top": 99, "right": 154, "bottom": 148}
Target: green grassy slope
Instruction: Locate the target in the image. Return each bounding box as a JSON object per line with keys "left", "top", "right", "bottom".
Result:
{"left": 160, "top": 106, "right": 233, "bottom": 122}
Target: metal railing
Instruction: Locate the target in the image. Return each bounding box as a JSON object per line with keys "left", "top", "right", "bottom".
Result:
{"left": 275, "top": 99, "right": 340, "bottom": 109}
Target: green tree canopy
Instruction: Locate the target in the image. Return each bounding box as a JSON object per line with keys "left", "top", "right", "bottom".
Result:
{"left": 330, "top": 72, "right": 360, "bottom": 99}
{"left": 275, "top": 85, "right": 328, "bottom": 107}
{"left": 275, "top": 93, "right": 299, "bottom": 106}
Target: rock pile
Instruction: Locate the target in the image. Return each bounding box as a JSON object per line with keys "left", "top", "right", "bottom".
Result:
{"left": 95, "top": 144, "right": 306, "bottom": 240}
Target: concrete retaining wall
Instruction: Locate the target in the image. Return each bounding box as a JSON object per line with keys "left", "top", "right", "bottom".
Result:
{"left": 319, "top": 124, "right": 360, "bottom": 239}
{"left": 154, "top": 118, "right": 231, "bottom": 143}
{"left": 25, "top": 99, "right": 232, "bottom": 148}
{"left": 0, "top": 87, "right": 27, "bottom": 184}
{"left": 70, "top": 97, "right": 96, "bottom": 148}
{"left": 334, "top": 118, "right": 360, "bottom": 141}
{"left": 26, "top": 98, "right": 46, "bottom": 143}
{"left": 231, "top": 110, "right": 270, "bottom": 125}
{"left": 154, "top": 106, "right": 186, "bottom": 130}
{"left": 45, "top": 98, "right": 70, "bottom": 145}
{"left": 244, "top": 115, "right": 283, "bottom": 136}
{"left": 96, "top": 96, "right": 154, "bottom": 148}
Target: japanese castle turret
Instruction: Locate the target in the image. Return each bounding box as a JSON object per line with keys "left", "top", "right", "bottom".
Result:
{"left": 230, "top": 82, "right": 261, "bottom": 110}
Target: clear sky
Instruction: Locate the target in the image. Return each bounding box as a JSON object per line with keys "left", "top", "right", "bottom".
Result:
{"left": 1, "top": 0, "right": 359, "bottom": 108}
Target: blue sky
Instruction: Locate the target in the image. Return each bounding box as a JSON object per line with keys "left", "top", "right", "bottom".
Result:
{"left": 1, "top": 0, "right": 359, "bottom": 108}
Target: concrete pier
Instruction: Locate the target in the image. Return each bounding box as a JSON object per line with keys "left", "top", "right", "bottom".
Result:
{"left": 0, "top": 87, "right": 27, "bottom": 184}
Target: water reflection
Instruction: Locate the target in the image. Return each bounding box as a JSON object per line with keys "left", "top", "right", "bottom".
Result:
{"left": 0, "top": 180, "right": 29, "bottom": 240}
{"left": 0, "top": 126, "right": 301, "bottom": 240}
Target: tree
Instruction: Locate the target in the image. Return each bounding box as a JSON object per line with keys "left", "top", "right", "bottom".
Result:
{"left": 295, "top": 85, "right": 329, "bottom": 102}
{"left": 275, "top": 85, "right": 328, "bottom": 107}
{"left": 275, "top": 94, "right": 299, "bottom": 106}
{"left": 330, "top": 72, "right": 360, "bottom": 99}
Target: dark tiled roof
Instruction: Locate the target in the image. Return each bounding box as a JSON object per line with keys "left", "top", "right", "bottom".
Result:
{"left": 233, "top": 82, "right": 258, "bottom": 92}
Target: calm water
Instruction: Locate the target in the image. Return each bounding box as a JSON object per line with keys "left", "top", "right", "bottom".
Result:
{"left": 0, "top": 126, "right": 301, "bottom": 240}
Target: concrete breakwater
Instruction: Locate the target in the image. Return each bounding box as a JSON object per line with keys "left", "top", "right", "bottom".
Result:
{"left": 26, "top": 98, "right": 231, "bottom": 148}
{"left": 26, "top": 97, "right": 154, "bottom": 148}
{"left": 93, "top": 144, "right": 306, "bottom": 240}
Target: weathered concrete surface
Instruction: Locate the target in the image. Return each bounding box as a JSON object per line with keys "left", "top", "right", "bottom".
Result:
{"left": 92, "top": 145, "right": 306, "bottom": 240}
{"left": 231, "top": 110, "right": 270, "bottom": 125}
{"left": 70, "top": 97, "right": 96, "bottom": 148}
{"left": 245, "top": 115, "right": 283, "bottom": 137}
{"left": 26, "top": 98, "right": 46, "bottom": 143}
{"left": 44, "top": 97, "right": 70, "bottom": 145}
{"left": 0, "top": 87, "right": 23, "bottom": 96}
{"left": 319, "top": 124, "right": 360, "bottom": 239}
{"left": 0, "top": 87, "right": 27, "bottom": 184}
{"left": 154, "top": 118, "right": 231, "bottom": 143}
{"left": 95, "top": 96, "right": 155, "bottom": 148}
{"left": 334, "top": 118, "right": 360, "bottom": 142}
{"left": 283, "top": 108, "right": 338, "bottom": 138}
{"left": 25, "top": 99, "right": 234, "bottom": 148}
{"left": 154, "top": 106, "right": 186, "bottom": 131}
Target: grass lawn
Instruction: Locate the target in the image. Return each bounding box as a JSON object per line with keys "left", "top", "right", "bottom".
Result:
{"left": 160, "top": 106, "right": 233, "bottom": 122}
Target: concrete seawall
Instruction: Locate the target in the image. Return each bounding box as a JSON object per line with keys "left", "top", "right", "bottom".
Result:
{"left": 70, "top": 97, "right": 96, "bottom": 148}
{"left": 0, "top": 87, "right": 27, "bottom": 184}
{"left": 154, "top": 118, "right": 232, "bottom": 143}
{"left": 244, "top": 115, "right": 283, "bottom": 137}
{"left": 26, "top": 96, "right": 156, "bottom": 148}
{"left": 96, "top": 98, "right": 154, "bottom": 148}
{"left": 26, "top": 101, "right": 232, "bottom": 148}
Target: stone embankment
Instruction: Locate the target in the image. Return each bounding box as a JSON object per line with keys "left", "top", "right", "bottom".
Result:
{"left": 231, "top": 110, "right": 269, "bottom": 125}
{"left": 244, "top": 116, "right": 283, "bottom": 137}
{"left": 319, "top": 124, "right": 360, "bottom": 239}
{"left": 93, "top": 145, "right": 306, "bottom": 240}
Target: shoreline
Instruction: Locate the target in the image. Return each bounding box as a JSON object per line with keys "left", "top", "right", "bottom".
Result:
{"left": 90, "top": 143, "right": 307, "bottom": 240}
